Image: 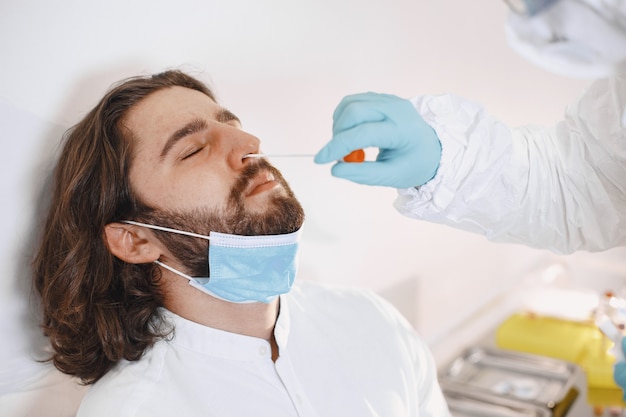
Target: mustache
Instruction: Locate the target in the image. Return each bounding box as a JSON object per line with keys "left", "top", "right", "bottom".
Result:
{"left": 229, "top": 158, "right": 281, "bottom": 202}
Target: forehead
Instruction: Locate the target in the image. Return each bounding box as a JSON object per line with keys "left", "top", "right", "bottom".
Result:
{"left": 123, "top": 86, "right": 219, "bottom": 143}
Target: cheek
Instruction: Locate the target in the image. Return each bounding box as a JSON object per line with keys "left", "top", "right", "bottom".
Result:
{"left": 168, "top": 172, "right": 234, "bottom": 212}
{"left": 129, "top": 144, "right": 238, "bottom": 212}
{"left": 128, "top": 162, "right": 162, "bottom": 206}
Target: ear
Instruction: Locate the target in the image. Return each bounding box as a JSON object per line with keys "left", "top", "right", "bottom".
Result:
{"left": 104, "top": 222, "right": 161, "bottom": 264}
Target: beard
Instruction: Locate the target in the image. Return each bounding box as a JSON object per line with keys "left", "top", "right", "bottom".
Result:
{"left": 134, "top": 159, "right": 305, "bottom": 276}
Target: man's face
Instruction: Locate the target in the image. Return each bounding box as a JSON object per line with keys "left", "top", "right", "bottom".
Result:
{"left": 123, "top": 86, "right": 304, "bottom": 272}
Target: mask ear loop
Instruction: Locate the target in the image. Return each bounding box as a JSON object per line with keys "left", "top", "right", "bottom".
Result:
{"left": 154, "top": 260, "right": 195, "bottom": 282}
{"left": 154, "top": 260, "right": 213, "bottom": 295}
{"left": 122, "top": 220, "right": 211, "bottom": 241}
{"left": 121, "top": 220, "right": 212, "bottom": 283}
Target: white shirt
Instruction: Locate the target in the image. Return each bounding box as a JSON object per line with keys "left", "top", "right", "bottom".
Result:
{"left": 76, "top": 280, "right": 450, "bottom": 417}
{"left": 395, "top": 64, "right": 626, "bottom": 254}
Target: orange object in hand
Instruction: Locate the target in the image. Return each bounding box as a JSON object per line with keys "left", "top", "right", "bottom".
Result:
{"left": 343, "top": 149, "right": 365, "bottom": 163}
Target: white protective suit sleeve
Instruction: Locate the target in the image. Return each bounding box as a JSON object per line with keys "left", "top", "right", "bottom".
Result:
{"left": 394, "top": 64, "right": 626, "bottom": 254}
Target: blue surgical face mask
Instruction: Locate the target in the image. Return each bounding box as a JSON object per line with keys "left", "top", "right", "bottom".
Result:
{"left": 123, "top": 221, "right": 300, "bottom": 304}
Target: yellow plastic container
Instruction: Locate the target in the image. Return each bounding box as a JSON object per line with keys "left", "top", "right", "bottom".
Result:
{"left": 495, "top": 313, "right": 625, "bottom": 407}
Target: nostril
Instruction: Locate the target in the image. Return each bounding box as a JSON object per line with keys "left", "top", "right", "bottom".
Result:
{"left": 241, "top": 153, "right": 265, "bottom": 168}
{"left": 238, "top": 136, "right": 261, "bottom": 164}
{"left": 242, "top": 153, "right": 264, "bottom": 161}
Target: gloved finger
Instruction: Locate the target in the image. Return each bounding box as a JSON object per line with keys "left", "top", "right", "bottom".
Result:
{"left": 333, "top": 99, "right": 386, "bottom": 135}
{"left": 330, "top": 161, "right": 391, "bottom": 186}
{"left": 332, "top": 92, "right": 404, "bottom": 125}
{"left": 314, "top": 141, "right": 353, "bottom": 164}
{"left": 339, "top": 121, "right": 413, "bottom": 149}
{"left": 330, "top": 160, "right": 420, "bottom": 188}
{"left": 614, "top": 361, "right": 626, "bottom": 390}
{"left": 332, "top": 92, "right": 412, "bottom": 134}
{"left": 314, "top": 122, "right": 401, "bottom": 164}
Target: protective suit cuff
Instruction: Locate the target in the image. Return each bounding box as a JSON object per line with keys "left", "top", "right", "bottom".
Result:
{"left": 393, "top": 95, "right": 471, "bottom": 216}
{"left": 394, "top": 137, "right": 457, "bottom": 215}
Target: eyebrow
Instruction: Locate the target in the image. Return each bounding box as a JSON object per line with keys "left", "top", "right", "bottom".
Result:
{"left": 159, "top": 109, "right": 242, "bottom": 159}
{"left": 160, "top": 118, "right": 208, "bottom": 158}
{"left": 216, "top": 108, "right": 241, "bottom": 125}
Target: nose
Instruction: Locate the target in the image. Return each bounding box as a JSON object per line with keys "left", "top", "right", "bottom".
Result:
{"left": 226, "top": 129, "right": 261, "bottom": 170}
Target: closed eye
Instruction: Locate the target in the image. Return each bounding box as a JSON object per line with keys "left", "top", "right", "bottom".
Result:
{"left": 182, "top": 147, "right": 204, "bottom": 160}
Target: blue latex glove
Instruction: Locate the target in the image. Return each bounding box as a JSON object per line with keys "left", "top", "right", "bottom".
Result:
{"left": 614, "top": 337, "right": 626, "bottom": 399}
{"left": 314, "top": 92, "right": 441, "bottom": 188}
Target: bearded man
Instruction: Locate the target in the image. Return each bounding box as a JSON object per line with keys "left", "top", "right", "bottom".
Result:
{"left": 33, "top": 69, "right": 449, "bottom": 417}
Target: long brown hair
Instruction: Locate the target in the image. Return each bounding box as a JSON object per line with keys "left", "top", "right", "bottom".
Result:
{"left": 32, "top": 70, "right": 216, "bottom": 384}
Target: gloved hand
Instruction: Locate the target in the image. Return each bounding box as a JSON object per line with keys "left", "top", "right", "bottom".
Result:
{"left": 314, "top": 92, "right": 441, "bottom": 189}
{"left": 614, "top": 337, "right": 626, "bottom": 399}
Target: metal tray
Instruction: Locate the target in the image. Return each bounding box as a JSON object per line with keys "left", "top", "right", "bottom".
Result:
{"left": 440, "top": 346, "right": 579, "bottom": 409}
{"left": 443, "top": 385, "right": 552, "bottom": 417}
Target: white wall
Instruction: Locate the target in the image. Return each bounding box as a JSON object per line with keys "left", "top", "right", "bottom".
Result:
{"left": 2, "top": 0, "right": 621, "bottom": 415}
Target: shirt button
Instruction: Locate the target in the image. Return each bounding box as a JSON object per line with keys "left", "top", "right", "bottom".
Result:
{"left": 258, "top": 345, "right": 268, "bottom": 356}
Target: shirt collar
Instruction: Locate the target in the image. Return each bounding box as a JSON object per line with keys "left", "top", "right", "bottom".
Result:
{"left": 159, "top": 296, "right": 293, "bottom": 360}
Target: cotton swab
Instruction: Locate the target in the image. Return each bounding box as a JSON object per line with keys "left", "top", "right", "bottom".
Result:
{"left": 243, "top": 154, "right": 315, "bottom": 158}
{"left": 243, "top": 149, "right": 365, "bottom": 163}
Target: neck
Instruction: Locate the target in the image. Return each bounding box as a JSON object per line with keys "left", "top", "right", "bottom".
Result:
{"left": 163, "top": 272, "right": 279, "bottom": 341}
